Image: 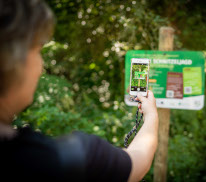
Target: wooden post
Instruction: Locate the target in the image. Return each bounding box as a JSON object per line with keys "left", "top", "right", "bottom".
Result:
{"left": 153, "top": 27, "right": 174, "bottom": 182}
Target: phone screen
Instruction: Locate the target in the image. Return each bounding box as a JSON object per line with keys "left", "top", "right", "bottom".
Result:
{"left": 131, "top": 63, "right": 149, "bottom": 92}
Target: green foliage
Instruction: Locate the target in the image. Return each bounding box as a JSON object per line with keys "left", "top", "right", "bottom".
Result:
{"left": 140, "top": 79, "right": 146, "bottom": 87}
{"left": 45, "top": 0, "right": 169, "bottom": 100}
{"left": 168, "top": 108, "right": 206, "bottom": 182}
{"left": 147, "top": 0, "right": 206, "bottom": 50}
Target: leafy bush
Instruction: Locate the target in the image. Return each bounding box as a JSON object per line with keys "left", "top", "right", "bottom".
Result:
{"left": 168, "top": 107, "right": 206, "bottom": 182}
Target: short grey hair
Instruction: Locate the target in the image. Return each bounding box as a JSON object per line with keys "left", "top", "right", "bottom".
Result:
{"left": 0, "top": 0, "right": 54, "bottom": 95}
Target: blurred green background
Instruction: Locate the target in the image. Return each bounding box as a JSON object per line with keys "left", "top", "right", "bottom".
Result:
{"left": 14, "top": 0, "right": 206, "bottom": 181}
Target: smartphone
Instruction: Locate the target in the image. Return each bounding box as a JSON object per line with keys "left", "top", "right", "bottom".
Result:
{"left": 130, "top": 58, "right": 150, "bottom": 96}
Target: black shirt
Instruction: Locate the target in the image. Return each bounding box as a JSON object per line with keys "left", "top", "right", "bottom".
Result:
{"left": 0, "top": 127, "right": 131, "bottom": 182}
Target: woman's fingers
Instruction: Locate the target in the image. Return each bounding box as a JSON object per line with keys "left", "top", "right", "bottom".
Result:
{"left": 137, "top": 93, "right": 146, "bottom": 102}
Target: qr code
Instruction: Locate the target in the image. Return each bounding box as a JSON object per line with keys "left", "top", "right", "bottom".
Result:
{"left": 166, "top": 90, "right": 174, "bottom": 98}
{"left": 184, "top": 87, "right": 192, "bottom": 94}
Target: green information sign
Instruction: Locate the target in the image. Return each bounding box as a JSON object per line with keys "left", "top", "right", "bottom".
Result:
{"left": 125, "top": 50, "right": 205, "bottom": 110}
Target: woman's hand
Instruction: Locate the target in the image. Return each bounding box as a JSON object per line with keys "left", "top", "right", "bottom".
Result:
{"left": 135, "top": 90, "right": 157, "bottom": 120}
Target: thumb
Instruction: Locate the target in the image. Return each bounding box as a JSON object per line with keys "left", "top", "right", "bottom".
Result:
{"left": 137, "top": 93, "right": 146, "bottom": 102}
{"left": 147, "top": 90, "right": 155, "bottom": 101}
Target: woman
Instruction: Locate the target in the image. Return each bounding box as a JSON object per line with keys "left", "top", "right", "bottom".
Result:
{"left": 0, "top": 0, "right": 159, "bottom": 181}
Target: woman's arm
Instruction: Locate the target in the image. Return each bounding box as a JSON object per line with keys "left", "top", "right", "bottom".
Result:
{"left": 126, "top": 91, "right": 159, "bottom": 182}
